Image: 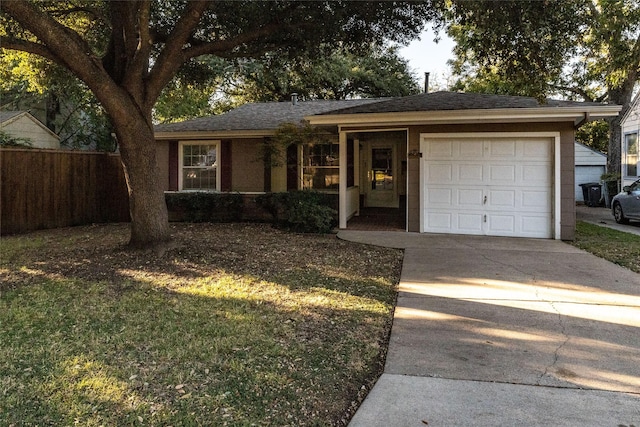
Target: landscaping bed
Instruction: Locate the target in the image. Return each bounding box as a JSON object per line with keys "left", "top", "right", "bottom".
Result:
{"left": 0, "top": 223, "right": 403, "bottom": 426}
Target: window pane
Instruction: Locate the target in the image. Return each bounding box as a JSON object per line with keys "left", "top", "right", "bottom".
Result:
{"left": 183, "top": 145, "right": 192, "bottom": 167}
{"left": 626, "top": 133, "right": 638, "bottom": 176}
{"left": 303, "top": 144, "right": 339, "bottom": 166}
{"left": 183, "top": 167, "right": 217, "bottom": 190}
{"left": 372, "top": 148, "right": 393, "bottom": 190}
{"left": 301, "top": 143, "right": 339, "bottom": 191}
{"left": 181, "top": 144, "right": 217, "bottom": 190}
{"left": 302, "top": 167, "right": 339, "bottom": 190}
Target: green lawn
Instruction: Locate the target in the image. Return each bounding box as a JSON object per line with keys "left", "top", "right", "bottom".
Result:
{"left": 572, "top": 221, "right": 640, "bottom": 273}
{"left": 3, "top": 221, "right": 636, "bottom": 426}
{"left": 0, "top": 224, "right": 403, "bottom": 426}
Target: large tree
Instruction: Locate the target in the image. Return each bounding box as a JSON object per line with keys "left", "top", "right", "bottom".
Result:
{"left": 447, "top": 0, "right": 639, "bottom": 172}
{"left": 1, "top": 1, "right": 439, "bottom": 248}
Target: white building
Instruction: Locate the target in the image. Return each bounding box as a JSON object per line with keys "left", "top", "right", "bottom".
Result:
{"left": 621, "top": 94, "right": 639, "bottom": 186}
{"left": 574, "top": 142, "right": 607, "bottom": 202}
{"left": 0, "top": 111, "right": 60, "bottom": 150}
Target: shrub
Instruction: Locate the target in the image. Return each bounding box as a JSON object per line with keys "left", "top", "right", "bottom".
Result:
{"left": 256, "top": 191, "right": 337, "bottom": 233}
{"left": 165, "top": 192, "right": 244, "bottom": 222}
{"left": 0, "top": 130, "right": 33, "bottom": 148}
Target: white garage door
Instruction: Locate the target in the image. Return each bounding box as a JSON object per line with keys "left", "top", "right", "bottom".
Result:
{"left": 420, "top": 135, "right": 554, "bottom": 238}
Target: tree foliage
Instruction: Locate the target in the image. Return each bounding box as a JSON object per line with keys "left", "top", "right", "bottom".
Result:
{"left": 1, "top": 0, "right": 440, "bottom": 248}
{"left": 448, "top": 0, "right": 580, "bottom": 99}
{"left": 1, "top": 50, "right": 115, "bottom": 151}
{"left": 446, "top": 0, "right": 640, "bottom": 171}
{"left": 575, "top": 120, "right": 610, "bottom": 154}
{"left": 153, "top": 43, "right": 422, "bottom": 124}
{"left": 0, "top": 129, "right": 33, "bottom": 148}
{"left": 231, "top": 44, "right": 420, "bottom": 103}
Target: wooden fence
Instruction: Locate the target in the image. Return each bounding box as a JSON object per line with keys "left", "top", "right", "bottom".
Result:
{"left": 1, "top": 148, "right": 130, "bottom": 235}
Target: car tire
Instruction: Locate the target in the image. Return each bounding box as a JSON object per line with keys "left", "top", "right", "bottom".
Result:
{"left": 613, "top": 202, "right": 629, "bottom": 224}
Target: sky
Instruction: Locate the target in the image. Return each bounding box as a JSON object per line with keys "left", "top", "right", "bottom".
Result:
{"left": 397, "top": 29, "right": 456, "bottom": 91}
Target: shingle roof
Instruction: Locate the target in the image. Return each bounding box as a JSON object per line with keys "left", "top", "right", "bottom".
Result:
{"left": 316, "top": 91, "right": 609, "bottom": 115}
{"left": 155, "top": 92, "right": 617, "bottom": 134}
{"left": 0, "top": 111, "right": 26, "bottom": 124}
{"left": 154, "top": 98, "right": 385, "bottom": 133}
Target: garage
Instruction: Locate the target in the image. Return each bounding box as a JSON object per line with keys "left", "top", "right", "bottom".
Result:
{"left": 420, "top": 133, "right": 557, "bottom": 238}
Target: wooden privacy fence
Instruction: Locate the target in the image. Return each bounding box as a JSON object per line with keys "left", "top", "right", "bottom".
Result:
{"left": 1, "top": 148, "right": 130, "bottom": 235}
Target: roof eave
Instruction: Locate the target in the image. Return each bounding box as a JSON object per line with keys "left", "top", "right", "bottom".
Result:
{"left": 155, "top": 129, "right": 275, "bottom": 140}
{"left": 305, "top": 106, "right": 623, "bottom": 127}
{"left": 620, "top": 93, "right": 640, "bottom": 124}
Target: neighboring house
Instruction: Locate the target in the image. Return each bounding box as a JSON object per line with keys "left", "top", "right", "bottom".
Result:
{"left": 155, "top": 91, "right": 620, "bottom": 240}
{"left": 0, "top": 111, "right": 60, "bottom": 149}
{"left": 574, "top": 142, "right": 607, "bottom": 202}
{"left": 621, "top": 93, "right": 639, "bottom": 186}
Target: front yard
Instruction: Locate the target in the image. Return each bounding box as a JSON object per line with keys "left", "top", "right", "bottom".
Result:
{"left": 572, "top": 221, "right": 640, "bottom": 273}
{"left": 0, "top": 223, "right": 403, "bottom": 426}
{"left": 2, "top": 220, "right": 637, "bottom": 426}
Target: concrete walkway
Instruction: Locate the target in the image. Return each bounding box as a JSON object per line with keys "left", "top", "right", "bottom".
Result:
{"left": 338, "top": 231, "right": 640, "bottom": 426}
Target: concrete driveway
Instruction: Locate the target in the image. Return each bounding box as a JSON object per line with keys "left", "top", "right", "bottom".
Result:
{"left": 338, "top": 231, "right": 640, "bottom": 426}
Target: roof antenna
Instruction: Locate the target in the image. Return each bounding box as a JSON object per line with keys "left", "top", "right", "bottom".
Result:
{"left": 291, "top": 93, "right": 298, "bottom": 106}
{"left": 424, "top": 72, "right": 430, "bottom": 93}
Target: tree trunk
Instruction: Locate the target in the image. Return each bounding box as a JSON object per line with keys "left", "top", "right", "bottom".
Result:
{"left": 607, "top": 115, "right": 622, "bottom": 174}
{"left": 114, "top": 115, "right": 171, "bottom": 249}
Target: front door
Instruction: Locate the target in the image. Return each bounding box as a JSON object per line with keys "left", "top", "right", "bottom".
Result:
{"left": 366, "top": 143, "right": 398, "bottom": 207}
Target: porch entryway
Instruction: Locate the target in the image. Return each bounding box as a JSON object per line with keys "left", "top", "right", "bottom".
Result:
{"left": 346, "top": 202, "right": 406, "bottom": 231}
{"left": 340, "top": 129, "right": 407, "bottom": 231}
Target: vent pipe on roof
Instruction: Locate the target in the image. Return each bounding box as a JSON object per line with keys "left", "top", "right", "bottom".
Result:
{"left": 424, "top": 72, "right": 430, "bottom": 93}
{"left": 291, "top": 93, "right": 298, "bottom": 106}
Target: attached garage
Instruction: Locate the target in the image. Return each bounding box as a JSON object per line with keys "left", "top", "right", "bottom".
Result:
{"left": 420, "top": 133, "right": 558, "bottom": 239}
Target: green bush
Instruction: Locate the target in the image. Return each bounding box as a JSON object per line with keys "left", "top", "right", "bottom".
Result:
{"left": 165, "top": 192, "right": 244, "bottom": 222}
{"left": 0, "top": 130, "right": 33, "bottom": 148}
{"left": 256, "top": 191, "right": 337, "bottom": 233}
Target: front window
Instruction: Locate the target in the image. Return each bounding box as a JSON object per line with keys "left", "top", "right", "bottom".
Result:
{"left": 180, "top": 141, "right": 219, "bottom": 191}
{"left": 625, "top": 133, "right": 638, "bottom": 177}
{"left": 301, "top": 143, "right": 339, "bottom": 190}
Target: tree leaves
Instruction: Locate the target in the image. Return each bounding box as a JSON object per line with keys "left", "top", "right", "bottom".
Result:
{"left": 446, "top": 0, "right": 640, "bottom": 172}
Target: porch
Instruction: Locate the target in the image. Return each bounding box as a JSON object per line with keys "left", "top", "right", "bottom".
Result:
{"left": 346, "top": 205, "right": 406, "bottom": 231}
{"left": 338, "top": 129, "right": 408, "bottom": 230}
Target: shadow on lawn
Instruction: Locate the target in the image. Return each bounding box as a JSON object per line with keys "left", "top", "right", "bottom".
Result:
{"left": 0, "top": 223, "right": 403, "bottom": 426}
{"left": 1, "top": 274, "right": 392, "bottom": 425}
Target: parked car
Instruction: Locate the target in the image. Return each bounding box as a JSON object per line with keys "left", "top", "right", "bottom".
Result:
{"left": 612, "top": 179, "right": 640, "bottom": 224}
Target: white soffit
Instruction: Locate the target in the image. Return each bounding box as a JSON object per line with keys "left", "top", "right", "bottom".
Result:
{"left": 306, "top": 106, "right": 622, "bottom": 127}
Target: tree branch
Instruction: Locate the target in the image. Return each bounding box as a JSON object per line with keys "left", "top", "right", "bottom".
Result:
{"left": 121, "top": 0, "right": 154, "bottom": 98}
{"left": 0, "top": 36, "right": 58, "bottom": 62}
{"left": 144, "top": 0, "right": 209, "bottom": 106}
{"left": 0, "top": 0, "right": 125, "bottom": 114}
{"left": 48, "top": 5, "right": 106, "bottom": 21}
{"left": 184, "top": 21, "right": 284, "bottom": 59}
{"left": 549, "top": 84, "right": 597, "bottom": 102}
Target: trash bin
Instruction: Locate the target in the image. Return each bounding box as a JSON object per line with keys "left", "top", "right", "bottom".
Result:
{"left": 580, "top": 182, "right": 602, "bottom": 207}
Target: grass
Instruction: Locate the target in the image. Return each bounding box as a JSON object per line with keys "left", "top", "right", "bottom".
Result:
{"left": 572, "top": 221, "right": 640, "bottom": 273}
{"left": 0, "top": 223, "right": 403, "bottom": 426}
